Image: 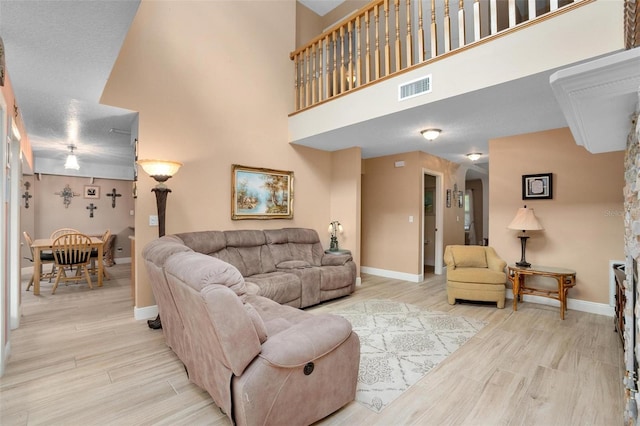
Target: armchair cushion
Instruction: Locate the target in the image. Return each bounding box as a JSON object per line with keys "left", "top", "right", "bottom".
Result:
{"left": 449, "top": 245, "right": 487, "bottom": 268}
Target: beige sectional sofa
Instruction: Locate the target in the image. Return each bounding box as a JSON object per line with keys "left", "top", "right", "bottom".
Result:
{"left": 142, "top": 228, "right": 360, "bottom": 425}
{"left": 169, "top": 227, "right": 357, "bottom": 307}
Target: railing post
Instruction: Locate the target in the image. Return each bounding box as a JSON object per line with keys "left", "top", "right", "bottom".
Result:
{"left": 474, "top": 0, "right": 481, "bottom": 41}
{"left": 324, "top": 36, "right": 330, "bottom": 100}
{"left": 332, "top": 30, "right": 338, "bottom": 97}
{"left": 528, "top": 0, "right": 537, "bottom": 20}
{"left": 490, "top": 0, "right": 498, "bottom": 34}
{"left": 311, "top": 43, "right": 317, "bottom": 105}
{"left": 394, "top": 0, "right": 402, "bottom": 71}
{"left": 340, "top": 25, "right": 346, "bottom": 93}
{"left": 347, "top": 21, "right": 354, "bottom": 90}
{"left": 509, "top": 0, "right": 516, "bottom": 27}
{"left": 356, "top": 15, "right": 362, "bottom": 88}
{"left": 294, "top": 54, "right": 299, "bottom": 111}
{"left": 365, "top": 11, "right": 372, "bottom": 84}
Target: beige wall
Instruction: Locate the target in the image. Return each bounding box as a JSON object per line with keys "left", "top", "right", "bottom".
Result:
{"left": 489, "top": 128, "right": 624, "bottom": 304}
{"left": 21, "top": 174, "right": 135, "bottom": 267}
{"left": 362, "top": 151, "right": 463, "bottom": 276}
{"left": 102, "top": 1, "right": 357, "bottom": 309}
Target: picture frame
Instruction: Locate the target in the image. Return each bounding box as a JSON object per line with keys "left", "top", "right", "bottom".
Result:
{"left": 83, "top": 185, "right": 100, "bottom": 199}
{"left": 231, "top": 164, "right": 294, "bottom": 220}
{"left": 522, "top": 173, "right": 552, "bottom": 200}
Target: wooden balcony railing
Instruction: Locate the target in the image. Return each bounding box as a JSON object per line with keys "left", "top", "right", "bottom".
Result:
{"left": 290, "top": 0, "right": 589, "bottom": 113}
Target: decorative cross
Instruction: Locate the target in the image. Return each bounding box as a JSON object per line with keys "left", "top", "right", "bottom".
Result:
{"left": 86, "top": 203, "right": 97, "bottom": 218}
{"left": 107, "top": 188, "right": 122, "bottom": 208}
{"left": 55, "top": 184, "right": 80, "bottom": 208}
{"left": 22, "top": 181, "right": 32, "bottom": 208}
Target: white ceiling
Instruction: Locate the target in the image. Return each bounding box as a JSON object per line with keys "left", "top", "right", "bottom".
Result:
{"left": 0, "top": 0, "right": 140, "bottom": 180}
{"left": 0, "top": 0, "right": 635, "bottom": 183}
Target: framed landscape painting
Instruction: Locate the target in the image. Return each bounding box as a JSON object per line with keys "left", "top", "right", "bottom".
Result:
{"left": 231, "top": 164, "right": 294, "bottom": 220}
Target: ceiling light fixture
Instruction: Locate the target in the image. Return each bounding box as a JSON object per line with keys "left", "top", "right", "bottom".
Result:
{"left": 64, "top": 145, "right": 80, "bottom": 170}
{"left": 109, "top": 128, "right": 131, "bottom": 135}
{"left": 420, "top": 128, "right": 441, "bottom": 141}
{"left": 466, "top": 153, "right": 482, "bottom": 161}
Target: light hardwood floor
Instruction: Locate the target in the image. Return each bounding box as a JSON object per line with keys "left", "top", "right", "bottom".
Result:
{"left": 1, "top": 264, "right": 624, "bottom": 425}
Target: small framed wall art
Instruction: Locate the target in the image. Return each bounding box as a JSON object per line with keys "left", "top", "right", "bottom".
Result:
{"left": 83, "top": 185, "right": 100, "bottom": 199}
{"left": 522, "top": 173, "right": 552, "bottom": 200}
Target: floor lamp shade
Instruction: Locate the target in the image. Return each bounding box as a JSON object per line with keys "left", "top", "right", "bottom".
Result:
{"left": 507, "top": 206, "right": 543, "bottom": 267}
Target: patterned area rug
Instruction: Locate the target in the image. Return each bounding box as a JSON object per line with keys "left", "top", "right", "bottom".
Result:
{"left": 330, "top": 299, "right": 486, "bottom": 412}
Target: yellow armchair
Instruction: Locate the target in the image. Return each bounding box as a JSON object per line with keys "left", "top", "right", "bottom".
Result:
{"left": 444, "top": 245, "right": 507, "bottom": 308}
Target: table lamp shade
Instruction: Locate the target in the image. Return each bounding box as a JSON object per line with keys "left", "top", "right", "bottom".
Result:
{"left": 507, "top": 207, "right": 543, "bottom": 231}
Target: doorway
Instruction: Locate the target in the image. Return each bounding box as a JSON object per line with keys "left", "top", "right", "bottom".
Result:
{"left": 422, "top": 169, "right": 443, "bottom": 276}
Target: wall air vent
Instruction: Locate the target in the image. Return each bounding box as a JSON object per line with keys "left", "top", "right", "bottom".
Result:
{"left": 399, "top": 75, "right": 432, "bottom": 101}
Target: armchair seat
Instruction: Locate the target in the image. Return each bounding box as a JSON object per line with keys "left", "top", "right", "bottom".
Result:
{"left": 444, "top": 245, "right": 507, "bottom": 308}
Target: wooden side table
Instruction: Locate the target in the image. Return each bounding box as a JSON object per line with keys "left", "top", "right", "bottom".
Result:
{"left": 507, "top": 264, "right": 577, "bottom": 320}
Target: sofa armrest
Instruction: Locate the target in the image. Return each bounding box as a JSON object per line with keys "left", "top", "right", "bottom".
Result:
{"left": 321, "top": 254, "right": 352, "bottom": 266}
{"left": 259, "top": 314, "right": 353, "bottom": 367}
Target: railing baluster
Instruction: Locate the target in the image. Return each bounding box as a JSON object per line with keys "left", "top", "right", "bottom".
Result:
{"left": 340, "top": 25, "right": 346, "bottom": 93}
{"left": 395, "top": 0, "right": 402, "bottom": 71}
{"left": 458, "top": 0, "right": 466, "bottom": 48}
{"left": 305, "top": 47, "right": 311, "bottom": 107}
{"left": 332, "top": 30, "right": 338, "bottom": 97}
{"left": 384, "top": 0, "right": 391, "bottom": 76}
{"left": 430, "top": 0, "right": 437, "bottom": 58}
{"left": 356, "top": 15, "right": 362, "bottom": 88}
{"left": 550, "top": 0, "right": 559, "bottom": 11}
{"left": 528, "top": 0, "right": 537, "bottom": 20}
{"left": 347, "top": 21, "right": 354, "bottom": 90}
{"left": 509, "top": 0, "right": 516, "bottom": 27}
{"left": 365, "top": 11, "right": 371, "bottom": 84}
{"left": 490, "top": 0, "right": 498, "bottom": 34}
{"left": 375, "top": 5, "right": 381, "bottom": 79}
{"left": 474, "top": 0, "right": 481, "bottom": 41}
{"left": 407, "top": 0, "right": 413, "bottom": 67}
{"left": 444, "top": 0, "right": 451, "bottom": 52}
{"left": 324, "top": 36, "right": 330, "bottom": 100}
{"left": 418, "top": 0, "right": 425, "bottom": 62}
{"left": 311, "top": 43, "right": 317, "bottom": 104}
{"left": 294, "top": 54, "right": 300, "bottom": 111}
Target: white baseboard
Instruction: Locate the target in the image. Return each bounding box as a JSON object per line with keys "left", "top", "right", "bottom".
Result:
{"left": 505, "top": 291, "right": 615, "bottom": 317}
{"left": 361, "top": 266, "right": 423, "bottom": 283}
{"left": 134, "top": 305, "right": 158, "bottom": 321}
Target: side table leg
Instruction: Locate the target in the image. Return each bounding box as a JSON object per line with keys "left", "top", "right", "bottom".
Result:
{"left": 558, "top": 277, "right": 565, "bottom": 320}
{"left": 512, "top": 273, "right": 520, "bottom": 311}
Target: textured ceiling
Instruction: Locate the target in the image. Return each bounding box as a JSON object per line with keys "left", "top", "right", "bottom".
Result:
{"left": 0, "top": 0, "right": 140, "bottom": 180}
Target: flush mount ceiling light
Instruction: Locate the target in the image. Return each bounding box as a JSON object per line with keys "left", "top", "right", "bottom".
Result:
{"left": 420, "top": 128, "right": 441, "bottom": 141}
{"left": 466, "top": 153, "right": 482, "bottom": 161}
{"left": 64, "top": 145, "right": 80, "bottom": 170}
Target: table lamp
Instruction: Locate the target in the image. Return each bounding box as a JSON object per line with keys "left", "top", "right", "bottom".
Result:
{"left": 507, "top": 205, "right": 543, "bottom": 267}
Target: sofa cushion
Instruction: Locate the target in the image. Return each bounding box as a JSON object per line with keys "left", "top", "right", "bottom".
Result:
{"left": 447, "top": 267, "right": 506, "bottom": 284}
{"left": 246, "top": 272, "right": 302, "bottom": 306}
{"left": 320, "top": 266, "right": 355, "bottom": 291}
{"left": 450, "top": 245, "right": 488, "bottom": 268}
{"left": 277, "top": 260, "right": 311, "bottom": 269}
{"left": 175, "top": 231, "right": 227, "bottom": 255}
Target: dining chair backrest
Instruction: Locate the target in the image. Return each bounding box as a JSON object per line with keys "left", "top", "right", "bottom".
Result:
{"left": 52, "top": 233, "right": 92, "bottom": 267}
{"left": 50, "top": 228, "right": 81, "bottom": 240}
{"left": 23, "top": 231, "right": 35, "bottom": 260}
{"left": 101, "top": 229, "right": 111, "bottom": 243}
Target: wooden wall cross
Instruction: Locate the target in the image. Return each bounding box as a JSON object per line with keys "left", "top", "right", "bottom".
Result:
{"left": 86, "top": 203, "right": 97, "bottom": 218}
{"left": 107, "top": 188, "right": 122, "bottom": 208}
{"left": 22, "top": 181, "right": 32, "bottom": 208}
{"left": 55, "top": 184, "right": 80, "bottom": 208}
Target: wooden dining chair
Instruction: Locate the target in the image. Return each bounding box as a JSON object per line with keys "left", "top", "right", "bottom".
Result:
{"left": 50, "top": 227, "right": 81, "bottom": 239}
{"left": 51, "top": 233, "right": 93, "bottom": 294}
{"left": 23, "top": 231, "right": 56, "bottom": 291}
{"left": 89, "top": 229, "right": 111, "bottom": 280}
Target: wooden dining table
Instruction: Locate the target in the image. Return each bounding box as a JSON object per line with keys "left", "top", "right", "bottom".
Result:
{"left": 31, "top": 236, "right": 105, "bottom": 295}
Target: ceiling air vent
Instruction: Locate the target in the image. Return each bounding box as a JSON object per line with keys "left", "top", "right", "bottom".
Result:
{"left": 399, "top": 75, "right": 432, "bottom": 101}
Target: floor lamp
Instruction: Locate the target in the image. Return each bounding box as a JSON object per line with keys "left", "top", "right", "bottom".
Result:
{"left": 507, "top": 205, "right": 543, "bottom": 268}
{"left": 137, "top": 159, "right": 183, "bottom": 329}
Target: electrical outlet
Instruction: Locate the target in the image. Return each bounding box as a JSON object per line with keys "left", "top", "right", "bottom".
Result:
{"left": 149, "top": 215, "right": 158, "bottom": 226}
